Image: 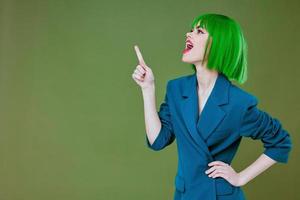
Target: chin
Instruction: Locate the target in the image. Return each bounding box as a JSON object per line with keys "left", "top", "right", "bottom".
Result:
{"left": 181, "top": 56, "right": 199, "bottom": 64}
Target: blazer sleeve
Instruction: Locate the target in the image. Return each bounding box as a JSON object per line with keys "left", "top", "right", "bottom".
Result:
{"left": 239, "top": 96, "right": 292, "bottom": 163}
{"left": 145, "top": 81, "right": 176, "bottom": 151}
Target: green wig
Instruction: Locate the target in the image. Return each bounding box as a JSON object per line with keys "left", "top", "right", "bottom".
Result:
{"left": 190, "top": 13, "right": 248, "bottom": 84}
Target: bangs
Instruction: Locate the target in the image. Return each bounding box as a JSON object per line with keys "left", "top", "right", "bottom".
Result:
{"left": 191, "top": 15, "right": 210, "bottom": 30}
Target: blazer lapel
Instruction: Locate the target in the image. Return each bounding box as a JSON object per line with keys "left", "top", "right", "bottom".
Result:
{"left": 197, "top": 73, "right": 230, "bottom": 140}
{"left": 180, "top": 72, "right": 230, "bottom": 157}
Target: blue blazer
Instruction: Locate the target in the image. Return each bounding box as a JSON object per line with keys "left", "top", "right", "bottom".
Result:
{"left": 145, "top": 72, "right": 292, "bottom": 200}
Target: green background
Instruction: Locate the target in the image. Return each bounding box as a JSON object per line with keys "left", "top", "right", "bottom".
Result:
{"left": 0, "top": 0, "right": 299, "bottom": 199}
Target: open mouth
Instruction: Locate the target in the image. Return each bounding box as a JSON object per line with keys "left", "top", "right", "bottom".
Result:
{"left": 183, "top": 40, "right": 194, "bottom": 54}
{"left": 186, "top": 42, "right": 194, "bottom": 50}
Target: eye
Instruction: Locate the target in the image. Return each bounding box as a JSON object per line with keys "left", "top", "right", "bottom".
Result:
{"left": 190, "top": 28, "right": 204, "bottom": 34}
{"left": 197, "top": 29, "right": 204, "bottom": 34}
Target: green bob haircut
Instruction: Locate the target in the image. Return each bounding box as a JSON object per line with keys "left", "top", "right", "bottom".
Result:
{"left": 190, "top": 13, "right": 248, "bottom": 84}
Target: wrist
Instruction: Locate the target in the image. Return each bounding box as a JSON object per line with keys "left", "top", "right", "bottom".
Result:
{"left": 142, "top": 84, "right": 155, "bottom": 94}
{"left": 237, "top": 172, "right": 248, "bottom": 187}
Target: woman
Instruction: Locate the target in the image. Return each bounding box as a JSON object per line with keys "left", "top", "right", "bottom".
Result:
{"left": 132, "top": 13, "right": 292, "bottom": 200}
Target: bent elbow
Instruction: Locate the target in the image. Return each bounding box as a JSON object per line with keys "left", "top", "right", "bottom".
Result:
{"left": 263, "top": 132, "right": 293, "bottom": 164}
{"left": 145, "top": 125, "right": 175, "bottom": 151}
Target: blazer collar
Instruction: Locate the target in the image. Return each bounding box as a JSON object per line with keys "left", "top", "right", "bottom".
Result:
{"left": 181, "top": 72, "right": 230, "bottom": 105}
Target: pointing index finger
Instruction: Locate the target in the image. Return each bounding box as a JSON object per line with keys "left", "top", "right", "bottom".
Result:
{"left": 134, "top": 45, "right": 146, "bottom": 66}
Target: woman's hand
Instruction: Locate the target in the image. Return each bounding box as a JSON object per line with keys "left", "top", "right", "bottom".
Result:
{"left": 205, "top": 161, "right": 246, "bottom": 187}
{"left": 132, "top": 45, "right": 155, "bottom": 90}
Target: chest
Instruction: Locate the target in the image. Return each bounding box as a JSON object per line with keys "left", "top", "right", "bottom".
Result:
{"left": 197, "top": 88, "right": 213, "bottom": 116}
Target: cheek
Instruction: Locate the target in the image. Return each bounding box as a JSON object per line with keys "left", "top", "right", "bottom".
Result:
{"left": 192, "top": 45, "right": 205, "bottom": 55}
{"left": 194, "top": 38, "right": 208, "bottom": 49}
{"left": 199, "top": 38, "right": 209, "bottom": 47}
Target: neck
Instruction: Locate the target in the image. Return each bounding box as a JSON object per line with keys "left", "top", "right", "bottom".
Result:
{"left": 194, "top": 62, "right": 219, "bottom": 89}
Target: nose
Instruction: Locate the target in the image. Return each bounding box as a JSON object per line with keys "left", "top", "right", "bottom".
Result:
{"left": 186, "top": 30, "right": 193, "bottom": 39}
{"left": 186, "top": 32, "right": 190, "bottom": 38}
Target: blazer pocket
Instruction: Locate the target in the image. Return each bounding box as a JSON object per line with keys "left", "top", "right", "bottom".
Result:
{"left": 215, "top": 178, "right": 234, "bottom": 196}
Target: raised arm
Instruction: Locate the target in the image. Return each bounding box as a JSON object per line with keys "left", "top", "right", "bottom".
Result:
{"left": 132, "top": 45, "right": 175, "bottom": 151}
